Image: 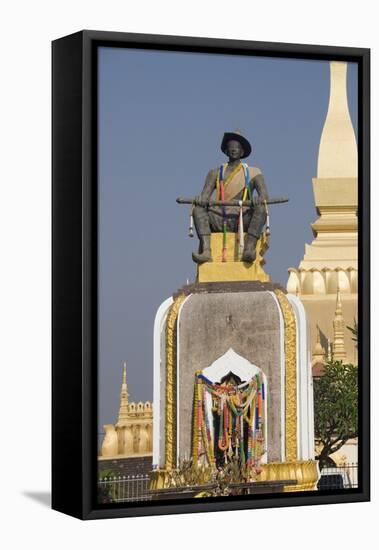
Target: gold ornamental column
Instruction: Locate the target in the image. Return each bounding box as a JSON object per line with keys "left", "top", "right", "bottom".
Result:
{"left": 164, "top": 294, "right": 187, "bottom": 470}
{"left": 274, "top": 290, "right": 297, "bottom": 462}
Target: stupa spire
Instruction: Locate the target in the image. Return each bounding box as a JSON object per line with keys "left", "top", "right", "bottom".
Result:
{"left": 332, "top": 287, "right": 347, "bottom": 361}
{"left": 286, "top": 60, "right": 358, "bottom": 366}
{"left": 327, "top": 338, "right": 332, "bottom": 362}
{"left": 317, "top": 61, "right": 357, "bottom": 178}
{"left": 117, "top": 362, "right": 130, "bottom": 423}
{"left": 122, "top": 362, "right": 128, "bottom": 398}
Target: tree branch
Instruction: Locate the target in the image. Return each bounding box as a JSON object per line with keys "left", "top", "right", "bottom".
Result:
{"left": 329, "top": 438, "right": 349, "bottom": 455}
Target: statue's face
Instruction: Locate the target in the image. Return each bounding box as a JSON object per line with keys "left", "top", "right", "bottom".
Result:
{"left": 225, "top": 140, "right": 244, "bottom": 160}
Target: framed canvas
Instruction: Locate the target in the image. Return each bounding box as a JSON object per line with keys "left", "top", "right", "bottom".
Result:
{"left": 52, "top": 30, "right": 370, "bottom": 520}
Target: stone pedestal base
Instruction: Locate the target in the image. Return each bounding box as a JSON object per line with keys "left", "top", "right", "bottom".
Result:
{"left": 152, "top": 280, "right": 316, "bottom": 494}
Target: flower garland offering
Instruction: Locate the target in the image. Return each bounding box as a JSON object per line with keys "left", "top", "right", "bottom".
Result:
{"left": 192, "top": 370, "right": 266, "bottom": 475}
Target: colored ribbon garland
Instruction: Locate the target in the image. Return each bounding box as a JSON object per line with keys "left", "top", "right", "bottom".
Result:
{"left": 216, "top": 162, "right": 245, "bottom": 262}
{"left": 192, "top": 371, "right": 266, "bottom": 474}
{"left": 216, "top": 162, "right": 255, "bottom": 261}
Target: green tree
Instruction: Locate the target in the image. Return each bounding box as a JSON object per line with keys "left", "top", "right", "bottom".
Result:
{"left": 314, "top": 360, "right": 358, "bottom": 469}
{"left": 97, "top": 469, "right": 117, "bottom": 504}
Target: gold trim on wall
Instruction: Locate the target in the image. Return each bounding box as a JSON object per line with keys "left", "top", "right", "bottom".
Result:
{"left": 164, "top": 294, "right": 187, "bottom": 470}
{"left": 274, "top": 290, "right": 298, "bottom": 461}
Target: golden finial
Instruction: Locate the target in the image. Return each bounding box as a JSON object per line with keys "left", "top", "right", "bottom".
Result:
{"left": 121, "top": 362, "right": 129, "bottom": 403}
{"left": 117, "top": 361, "right": 130, "bottom": 424}
{"left": 335, "top": 285, "right": 343, "bottom": 315}
{"left": 327, "top": 338, "right": 332, "bottom": 361}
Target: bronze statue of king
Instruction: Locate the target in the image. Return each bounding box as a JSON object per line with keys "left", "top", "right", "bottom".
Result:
{"left": 192, "top": 130, "right": 269, "bottom": 264}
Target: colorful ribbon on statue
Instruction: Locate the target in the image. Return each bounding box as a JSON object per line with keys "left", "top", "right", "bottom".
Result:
{"left": 216, "top": 162, "right": 245, "bottom": 262}
{"left": 216, "top": 162, "right": 254, "bottom": 261}
{"left": 238, "top": 163, "right": 252, "bottom": 259}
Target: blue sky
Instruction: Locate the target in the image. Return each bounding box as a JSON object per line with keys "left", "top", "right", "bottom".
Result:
{"left": 97, "top": 46, "right": 357, "bottom": 434}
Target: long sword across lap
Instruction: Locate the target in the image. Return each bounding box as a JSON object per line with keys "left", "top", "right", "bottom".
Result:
{"left": 177, "top": 196, "right": 289, "bottom": 243}
{"left": 176, "top": 196, "right": 289, "bottom": 206}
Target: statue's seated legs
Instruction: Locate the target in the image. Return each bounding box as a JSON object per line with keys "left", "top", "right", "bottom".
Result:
{"left": 192, "top": 204, "right": 267, "bottom": 264}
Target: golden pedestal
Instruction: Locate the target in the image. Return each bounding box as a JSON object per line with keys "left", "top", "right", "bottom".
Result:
{"left": 197, "top": 232, "right": 270, "bottom": 283}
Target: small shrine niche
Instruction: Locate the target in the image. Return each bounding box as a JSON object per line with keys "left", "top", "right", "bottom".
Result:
{"left": 193, "top": 349, "right": 267, "bottom": 472}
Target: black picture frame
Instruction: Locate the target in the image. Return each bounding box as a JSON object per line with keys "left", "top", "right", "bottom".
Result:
{"left": 52, "top": 30, "right": 370, "bottom": 520}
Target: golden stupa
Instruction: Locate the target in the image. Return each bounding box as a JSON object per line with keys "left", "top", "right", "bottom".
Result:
{"left": 287, "top": 62, "right": 358, "bottom": 365}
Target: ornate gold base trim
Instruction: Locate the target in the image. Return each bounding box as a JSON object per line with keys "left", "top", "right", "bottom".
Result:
{"left": 149, "top": 460, "right": 320, "bottom": 493}
{"left": 149, "top": 463, "right": 215, "bottom": 491}
{"left": 259, "top": 460, "right": 320, "bottom": 492}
